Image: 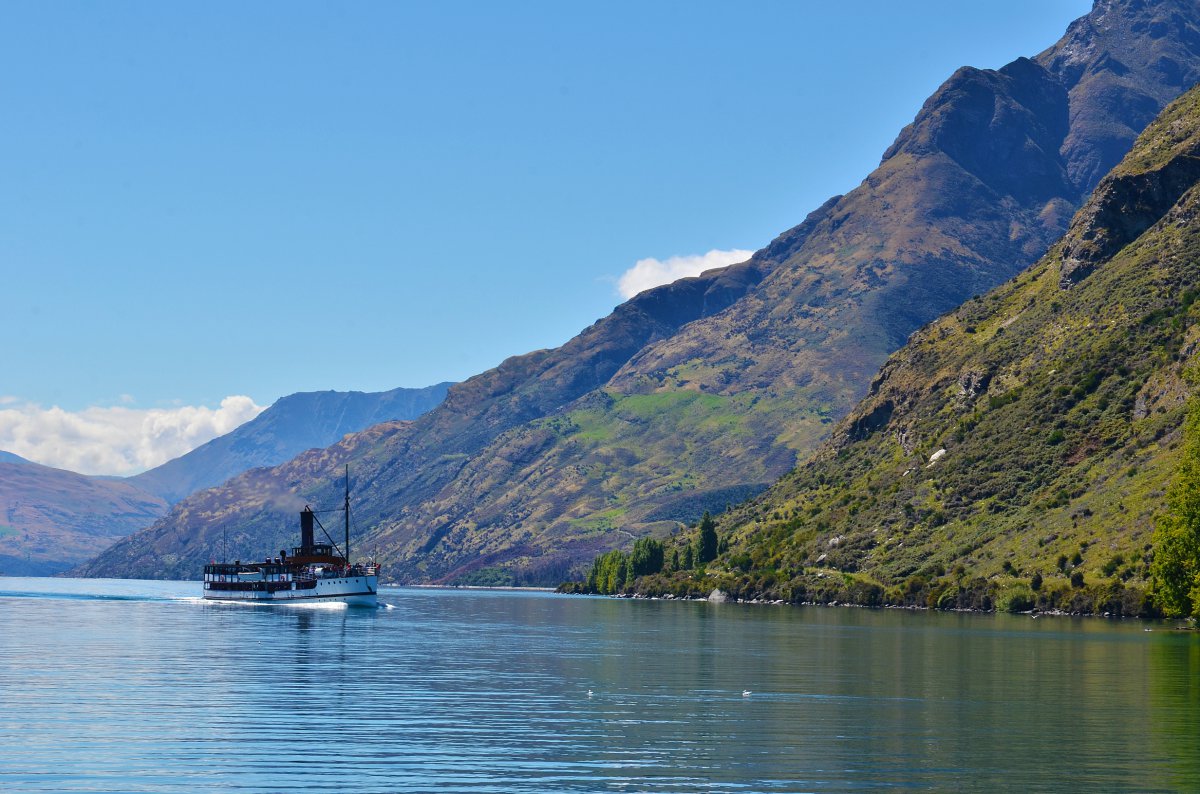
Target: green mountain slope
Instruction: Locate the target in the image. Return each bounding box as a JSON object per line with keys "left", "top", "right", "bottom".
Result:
{"left": 80, "top": 0, "right": 1200, "bottom": 585}
{"left": 621, "top": 85, "right": 1200, "bottom": 614}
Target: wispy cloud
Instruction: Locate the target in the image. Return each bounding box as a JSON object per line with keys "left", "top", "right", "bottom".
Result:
{"left": 0, "top": 396, "right": 266, "bottom": 476}
{"left": 616, "top": 248, "right": 754, "bottom": 300}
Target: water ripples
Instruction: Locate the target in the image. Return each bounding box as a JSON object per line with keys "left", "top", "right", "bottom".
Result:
{"left": 2, "top": 581, "right": 1199, "bottom": 792}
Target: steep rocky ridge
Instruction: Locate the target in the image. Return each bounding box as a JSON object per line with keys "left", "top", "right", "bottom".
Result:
{"left": 628, "top": 84, "right": 1200, "bottom": 611}
{"left": 1038, "top": 0, "right": 1200, "bottom": 190}
{"left": 611, "top": 0, "right": 1200, "bottom": 398}
{"left": 82, "top": 0, "right": 1200, "bottom": 584}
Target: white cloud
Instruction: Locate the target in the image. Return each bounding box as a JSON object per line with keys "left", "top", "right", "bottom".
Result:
{"left": 0, "top": 396, "right": 266, "bottom": 477}
{"left": 616, "top": 248, "right": 754, "bottom": 300}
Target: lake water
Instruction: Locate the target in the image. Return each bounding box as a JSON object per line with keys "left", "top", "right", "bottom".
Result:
{"left": 1, "top": 579, "right": 1198, "bottom": 792}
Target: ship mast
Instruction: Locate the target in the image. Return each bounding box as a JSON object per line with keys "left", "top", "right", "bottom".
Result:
{"left": 344, "top": 464, "right": 350, "bottom": 565}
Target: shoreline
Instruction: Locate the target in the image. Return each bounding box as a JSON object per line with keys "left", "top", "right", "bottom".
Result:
{"left": 397, "top": 583, "right": 557, "bottom": 592}
{"left": 574, "top": 589, "right": 1197, "bottom": 625}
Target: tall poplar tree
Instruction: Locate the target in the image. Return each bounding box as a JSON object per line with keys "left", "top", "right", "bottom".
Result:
{"left": 697, "top": 511, "right": 718, "bottom": 565}
{"left": 1152, "top": 397, "right": 1200, "bottom": 619}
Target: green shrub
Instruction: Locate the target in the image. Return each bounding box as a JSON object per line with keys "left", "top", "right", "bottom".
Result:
{"left": 728, "top": 552, "right": 753, "bottom": 572}
{"left": 997, "top": 586, "right": 1035, "bottom": 613}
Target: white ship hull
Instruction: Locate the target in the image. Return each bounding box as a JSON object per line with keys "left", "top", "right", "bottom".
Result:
{"left": 203, "top": 574, "right": 378, "bottom": 606}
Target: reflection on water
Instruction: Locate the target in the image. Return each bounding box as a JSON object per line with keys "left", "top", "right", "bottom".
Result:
{"left": 0, "top": 579, "right": 1198, "bottom": 792}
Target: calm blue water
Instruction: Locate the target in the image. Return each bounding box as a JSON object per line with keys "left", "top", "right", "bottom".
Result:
{"left": 1, "top": 578, "right": 1198, "bottom": 793}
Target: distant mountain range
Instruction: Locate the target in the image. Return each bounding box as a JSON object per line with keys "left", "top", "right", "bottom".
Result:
{"left": 129, "top": 384, "right": 452, "bottom": 504}
{"left": 78, "top": 0, "right": 1200, "bottom": 585}
{"left": 1, "top": 384, "right": 450, "bottom": 575}
{"left": 626, "top": 80, "right": 1200, "bottom": 614}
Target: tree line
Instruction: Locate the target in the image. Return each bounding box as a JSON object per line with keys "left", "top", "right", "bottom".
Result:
{"left": 567, "top": 512, "right": 719, "bottom": 595}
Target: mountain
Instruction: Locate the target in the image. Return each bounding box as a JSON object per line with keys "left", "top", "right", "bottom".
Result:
{"left": 0, "top": 461, "right": 168, "bottom": 575}
{"left": 79, "top": 0, "right": 1200, "bottom": 585}
{"left": 622, "top": 83, "right": 1200, "bottom": 614}
{"left": 0, "top": 384, "right": 449, "bottom": 576}
{"left": 128, "top": 383, "right": 453, "bottom": 504}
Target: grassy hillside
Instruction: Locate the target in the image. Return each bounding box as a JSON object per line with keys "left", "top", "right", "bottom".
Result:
{"left": 613, "top": 86, "right": 1200, "bottom": 615}
{"left": 365, "top": 388, "right": 815, "bottom": 584}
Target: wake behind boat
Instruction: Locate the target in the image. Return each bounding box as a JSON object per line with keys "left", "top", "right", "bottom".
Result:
{"left": 202, "top": 468, "right": 379, "bottom": 606}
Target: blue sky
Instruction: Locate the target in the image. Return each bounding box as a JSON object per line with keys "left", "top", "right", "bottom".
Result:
{"left": 1, "top": 0, "right": 1091, "bottom": 473}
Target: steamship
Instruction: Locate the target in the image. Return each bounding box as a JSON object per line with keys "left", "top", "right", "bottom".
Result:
{"left": 202, "top": 470, "right": 379, "bottom": 606}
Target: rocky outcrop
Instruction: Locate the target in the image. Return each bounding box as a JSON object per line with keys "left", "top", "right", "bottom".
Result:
{"left": 1060, "top": 82, "right": 1200, "bottom": 287}
{"left": 956, "top": 369, "right": 992, "bottom": 407}
{"left": 1061, "top": 154, "right": 1200, "bottom": 286}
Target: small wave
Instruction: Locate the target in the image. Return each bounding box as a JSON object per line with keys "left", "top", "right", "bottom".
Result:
{"left": 279, "top": 600, "right": 348, "bottom": 610}
{"left": 195, "top": 597, "right": 349, "bottom": 610}
{"left": 0, "top": 590, "right": 184, "bottom": 603}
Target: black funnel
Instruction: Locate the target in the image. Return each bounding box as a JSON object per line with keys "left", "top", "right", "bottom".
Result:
{"left": 300, "top": 508, "right": 314, "bottom": 550}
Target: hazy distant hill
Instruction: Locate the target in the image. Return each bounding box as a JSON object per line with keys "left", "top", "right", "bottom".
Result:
{"left": 0, "top": 451, "right": 32, "bottom": 465}
{"left": 79, "top": 0, "right": 1200, "bottom": 585}
{"left": 128, "top": 384, "right": 452, "bottom": 504}
{"left": 0, "top": 461, "right": 168, "bottom": 576}
{"left": 625, "top": 83, "right": 1200, "bottom": 614}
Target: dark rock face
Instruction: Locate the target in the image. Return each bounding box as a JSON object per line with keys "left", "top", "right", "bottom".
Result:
{"left": 850, "top": 400, "right": 895, "bottom": 442}
{"left": 1061, "top": 153, "right": 1200, "bottom": 286}
{"left": 81, "top": 0, "right": 1200, "bottom": 584}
